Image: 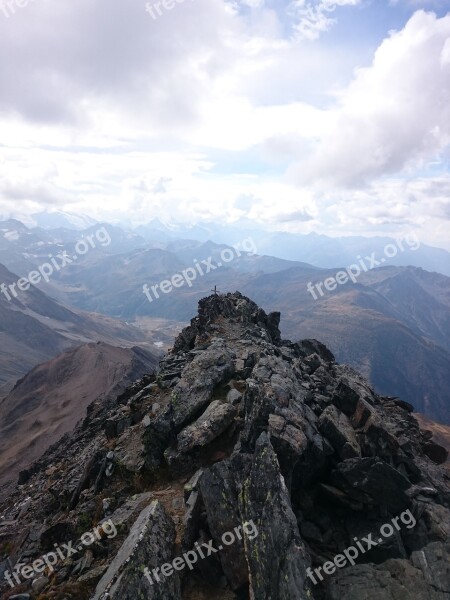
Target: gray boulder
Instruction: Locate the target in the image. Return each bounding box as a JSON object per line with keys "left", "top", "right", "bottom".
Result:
{"left": 239, "top": 433, "right": 312, "bottom": 600}
{"left": 327, "top": 541, "right": 450, "bottom": 600}
{"left": 318, "top": 405, "right": 361, "bottom": 459}
{"left": 91, "top": 501, "right": 181, "bottom": 600}
{"left": 177, "top": 400, "right": 237, "bottom": 453}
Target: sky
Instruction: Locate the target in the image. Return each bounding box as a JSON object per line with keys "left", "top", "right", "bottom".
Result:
{"left": 0, "top": 0, "right": 449, "bottom": 248}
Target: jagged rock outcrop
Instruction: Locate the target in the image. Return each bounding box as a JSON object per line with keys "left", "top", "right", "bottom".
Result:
{"left": 0, "top": 292, "right": 449, "bottom": 600}
{"left": 91, "top": 500, "right": 181, "bottom": 600}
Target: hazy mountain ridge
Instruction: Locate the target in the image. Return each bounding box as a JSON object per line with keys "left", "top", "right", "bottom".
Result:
{"left": 2, "top": 217, "right": 449, "bottom": 276}
{"left": 360, "top": 266, "right": 450, "bottom": 351}
{"left": 130, "top": 220, "right": 450, "bottom": 277}
{"left": 0, "top": 262, "right": 163, "bottom": 394}
{"left": 0, "top": 219, "right": 149, "bottom": 280}
{"left": 28, "top": 210, "right": 98, "bottom": 231}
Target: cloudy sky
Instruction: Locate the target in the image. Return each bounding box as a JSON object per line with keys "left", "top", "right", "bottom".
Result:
{"left": 0, "top": 0, "right": 449, "bottom": 247}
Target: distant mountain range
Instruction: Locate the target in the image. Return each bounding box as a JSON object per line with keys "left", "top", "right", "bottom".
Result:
{"left": 1, "top": 214, "right": 449, "bottom": 275}
{"left": 0, "top": 219, "right": 148, "bottom": 279}
{"left": 0, "top": 261, "right": 165, "bottom": 395}
{"left": 1, "top": 217, "right": 449, "bottom": 425}
{"left": 133, "top": 220, "right": 450, "bottom": 277}
{"left": 27, "top": 210, "right": 98, "bottom": 230}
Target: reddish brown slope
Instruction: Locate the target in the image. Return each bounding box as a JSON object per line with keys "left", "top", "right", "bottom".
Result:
{"left": 0, "top": 342, "right": 158, "bottom": 488}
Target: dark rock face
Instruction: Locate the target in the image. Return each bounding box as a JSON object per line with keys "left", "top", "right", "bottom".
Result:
{"left": 0, "top": 292, "right": 449, "bottom": 600}
{"left": 198, "top": 432, "right": 311, "bottom": 597}
{"left": 328, "top": 542, "right": 450, "bottom": 599}
{"left": 91, "top": 500, "right": 181, "bottom": 600}
{"left": 422, "top": 439, "right": 449, "bottom": 465}
{"left": 238, "top": 433, "right": 311, "bottom": 600}
{"left": 331, "top": 458, "right": 411, "bottom": 513}
{"left": 200, "top": 459, "right": 250, "bottom": 590}
{"left": 39, "top": 521, "right": 76, "bottom": 552}
{"left": 318, "top": 405, "right": 361, "bottom": 459}
{"left": 298, "top": 339, "right": 336, "bottom": 363}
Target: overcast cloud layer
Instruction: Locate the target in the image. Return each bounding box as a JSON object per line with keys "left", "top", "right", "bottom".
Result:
{"left": 0, "top": 0, "right": 449, "bottom": 248}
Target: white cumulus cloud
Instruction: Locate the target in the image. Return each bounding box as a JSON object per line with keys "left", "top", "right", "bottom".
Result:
{"left": 290, "top": 10, "right": 450, "bottom": 186}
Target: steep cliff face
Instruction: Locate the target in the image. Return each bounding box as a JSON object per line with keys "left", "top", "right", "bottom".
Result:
{"left": 0, "top": 292, "right": 449, "bottom": 600}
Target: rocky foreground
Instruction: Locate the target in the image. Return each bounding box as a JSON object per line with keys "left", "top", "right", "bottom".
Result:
{"left": 0, "top": 292, "right": 449, "bottom": 600}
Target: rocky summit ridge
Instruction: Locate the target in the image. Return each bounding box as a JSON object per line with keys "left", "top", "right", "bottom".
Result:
{"left": 0, "top": 292, "right": 449, "bottom": 600}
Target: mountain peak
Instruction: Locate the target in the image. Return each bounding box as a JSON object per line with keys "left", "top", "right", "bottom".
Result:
{"left": 172, "top": 291, "right": 281, "bottom": 353}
